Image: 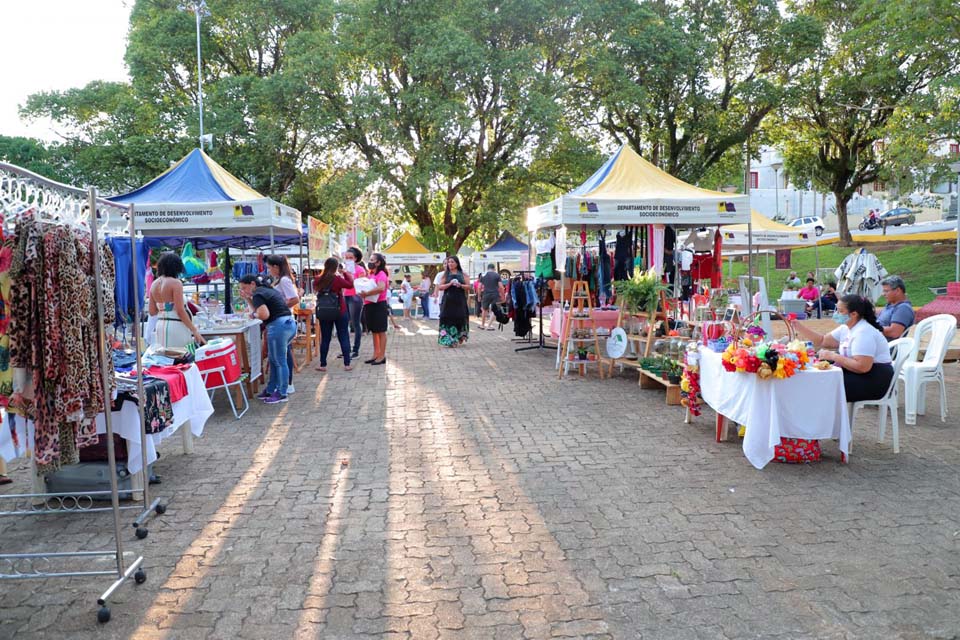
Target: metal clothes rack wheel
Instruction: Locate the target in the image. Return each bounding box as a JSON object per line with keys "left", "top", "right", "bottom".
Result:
{"left": 0, "top": 163, "right": 160, "bottom": 622}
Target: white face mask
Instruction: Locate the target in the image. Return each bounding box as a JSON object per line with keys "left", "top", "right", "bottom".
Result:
{"left": 344, "top": 259, "right": 355, "bottom": 271}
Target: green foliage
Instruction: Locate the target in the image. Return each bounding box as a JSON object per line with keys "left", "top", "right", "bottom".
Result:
{"left": 285, "top": 0, "right": 572, "bottom": 253}
{"left": 614, "top": 270, "right": 667, "bottom": 315}
{"left": 571, "top": 0, "right": 821, "bottom": 184}
{"left": 772, "top": 0, "right": 960, "bottom": 245}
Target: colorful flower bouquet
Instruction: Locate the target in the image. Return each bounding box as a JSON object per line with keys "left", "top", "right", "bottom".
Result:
{"left": 721, "top": 339, "right": 811, "bottom": 380}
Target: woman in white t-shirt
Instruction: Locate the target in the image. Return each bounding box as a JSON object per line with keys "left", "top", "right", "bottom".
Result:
{"left": 790, "top": 295, "right": 893, "bottom": 402}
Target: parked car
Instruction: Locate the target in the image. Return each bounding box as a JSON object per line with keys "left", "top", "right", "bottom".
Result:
{"left": 879, "top": 207, "right": 916, "bottom": 226}
{"left": 786, "top": 216, "right": 825, "bottom": 237}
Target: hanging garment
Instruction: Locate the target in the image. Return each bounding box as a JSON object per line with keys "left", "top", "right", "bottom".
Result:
{"left": 535, "top": 253, "right": 555, "bottom": 279}
{"left": 0, "top": 217, "right": 12, "bottom": 405}
{"left": 107, "top": 236, "right": 147, "bottom": 328}
{"left": 712, "top": 230, "right": 723, "bottom": 289}
{"left": 690, "top": 254, "right": 715, "bottom": 282}
{"left": 614, "top": 229, "right": 632, "bottom": 281}
{"left": 7, "top": 214, "right": 114, "bottom": 475}
{"left": 512, "top": 278, "right": 533, "bottom": 337}
{"left": 597, "top": 231, "right": 611, "bottom": 300}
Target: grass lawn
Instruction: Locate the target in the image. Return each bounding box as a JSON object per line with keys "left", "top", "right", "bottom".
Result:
{"left": 724, "top": 241, "right": 957, "bottom": 307}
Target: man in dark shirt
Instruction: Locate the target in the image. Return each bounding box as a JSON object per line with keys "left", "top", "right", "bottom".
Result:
{"left": 478, "top": 264, "right": 504, "bottom": 330}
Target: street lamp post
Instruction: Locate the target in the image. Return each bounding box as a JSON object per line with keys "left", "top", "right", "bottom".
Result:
{"left": 770, "top": 161, "right": 783, "bottom": 220}
{"left": 181, "top": 1, "right": 210, "bottom": 147}
{"left": 949, "top": 161, "right": 960, "bottom": 282}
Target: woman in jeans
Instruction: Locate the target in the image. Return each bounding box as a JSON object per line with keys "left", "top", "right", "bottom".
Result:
{"left": 341, "top": 246, "right": 367, "bottom": 360}
{"left": 312, "top": 257, "right": 354, "bottom": 372}
{"left": 239, "top": 275, "right": 296, "bottom": 404}
{"left": 266, "top": 254, "right": 300, "bottom": 394}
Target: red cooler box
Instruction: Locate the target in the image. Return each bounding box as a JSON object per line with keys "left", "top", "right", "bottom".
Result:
{"left": 195, "top": 338, "right": 241, "bottom": 388}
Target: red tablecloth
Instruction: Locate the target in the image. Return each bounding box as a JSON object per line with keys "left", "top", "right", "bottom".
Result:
{"left": 549, "top": 307, "right": 621, "bottom": 339}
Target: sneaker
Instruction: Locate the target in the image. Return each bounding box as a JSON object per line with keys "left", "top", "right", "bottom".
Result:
{"left": 263, "top": 393, "right": 287, "bottom": 404}
{"left": 256, "top": 390, "right": 271, "bottom": 401}
{"left": 286, "top": 384, "right": 296, "bottom": 394}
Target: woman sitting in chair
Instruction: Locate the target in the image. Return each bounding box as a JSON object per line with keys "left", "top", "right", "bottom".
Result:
{"left": 790, "top": 295, "right": 893, "bottom": 402}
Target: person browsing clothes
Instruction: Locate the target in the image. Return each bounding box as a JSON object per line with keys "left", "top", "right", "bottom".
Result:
{"left": 790, "top": 294, "right": 893, "bottom": 402}
{"left": 239, "top": 274, "right": 296, "bottom": 404}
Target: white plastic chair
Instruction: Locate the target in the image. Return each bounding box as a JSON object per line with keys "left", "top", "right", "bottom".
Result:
{"left": 899, "top": 314, "right": 957, "bottom": 426}
{"left": 849, "top": 337, "right": 914, "bottom": 454}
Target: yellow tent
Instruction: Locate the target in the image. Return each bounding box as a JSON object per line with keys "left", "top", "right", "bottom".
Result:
{"left": 382, "top": 231, "right": 444, "bottom": 265}
{"left": 722, "top": 210, "right": 816, "bottom": 248}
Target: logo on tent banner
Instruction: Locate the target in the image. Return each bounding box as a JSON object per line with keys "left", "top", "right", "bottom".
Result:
{"left": 233, "top": 204, "right": 254, "bottom": 218}
{"left": 716, "top": 202, "right": 737, "bottom": 213}
{"left": 579, "top": 201, "right": 599, "bottom": 213}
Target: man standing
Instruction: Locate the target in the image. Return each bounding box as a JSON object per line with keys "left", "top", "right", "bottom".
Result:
{"left": 478, "top": 264, "right": 504, "bottom": 330}
{"left": 419, "top": 269, "right": 432, "bottom": 319}
{"left": 877, "top": 275, "right": 915, "bottom": 340}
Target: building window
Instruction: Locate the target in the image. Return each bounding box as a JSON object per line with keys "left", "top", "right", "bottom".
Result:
{"left": 874, "top": 180, "right": 886, "bottom": 191}
{"left": 950, "top": 143, "right": 959, "bottom": 156}
{"left": 750, "top": 171, "right": 758, "bottom": 189}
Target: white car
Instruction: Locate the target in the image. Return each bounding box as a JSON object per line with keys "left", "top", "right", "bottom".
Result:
{"left": 786, "top": 216, "right": 825, "bottom": 237}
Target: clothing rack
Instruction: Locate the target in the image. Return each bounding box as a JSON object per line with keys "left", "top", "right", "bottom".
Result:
{"left": 514, "top": 271, "right": 556, "bottom": 353}
{"left": 0, "top": 163, "right": 154, "bottom": 622}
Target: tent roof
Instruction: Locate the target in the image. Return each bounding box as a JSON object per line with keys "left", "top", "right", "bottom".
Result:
{"left": 572, "top": 145, "right": 737, "bottom": 200}
{"left": 383, "top": 231, "right": 433, "bottom": 255}
{"left": 527, "top": 145, "right": 749, "bottom": 229}
{"left": 111, "top": 148, "right": 264, "bottom": 204}
{"left": 484, "top": 231, "right": 528, "bottom": 253}
{"left": 728, "top": 210, "right": 803, "bottom": 233}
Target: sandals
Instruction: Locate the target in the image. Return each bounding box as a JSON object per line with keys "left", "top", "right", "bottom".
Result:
{"left": 344, "top": 365, "right": 353, "bottom": 371}
{"left": 315, "top": 365, "right": 327, "bottom": 372}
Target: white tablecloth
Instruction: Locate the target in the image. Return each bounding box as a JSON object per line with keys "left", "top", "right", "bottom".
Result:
{"left": 699, "top": 347, "right": 851, "bottom": 469}
{"left": 0, "top": 365, "right": 214, "bottom": 475}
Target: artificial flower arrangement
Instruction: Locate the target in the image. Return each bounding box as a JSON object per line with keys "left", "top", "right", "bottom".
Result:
{"left": 721, "top": 338, "right": 811, "bottom": 380}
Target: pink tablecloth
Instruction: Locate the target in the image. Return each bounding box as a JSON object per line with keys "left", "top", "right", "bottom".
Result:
{"left": 549, "top": 307, "right": 621, "bottom": 339}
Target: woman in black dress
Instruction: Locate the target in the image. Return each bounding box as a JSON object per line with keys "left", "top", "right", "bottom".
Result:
{"left": 436, "top": 256, "right": 471, "bottom": 347}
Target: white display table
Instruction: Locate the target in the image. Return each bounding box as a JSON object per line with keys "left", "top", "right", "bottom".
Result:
{"left": 698, "top": 347, "right": 851, "bottom": 469}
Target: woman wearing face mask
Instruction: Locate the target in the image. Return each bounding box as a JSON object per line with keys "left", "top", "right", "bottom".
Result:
{"left": 789, "top": 294, "right": 893, "bottom": 402}
{"left": 362, "top": 253, "right": 390, "bottom": 365}
{"left": 341, "top": 247, "right": 366, "bottom": 360}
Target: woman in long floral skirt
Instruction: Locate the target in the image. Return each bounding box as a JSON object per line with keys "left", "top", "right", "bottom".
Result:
{"left": 436, "top": 256, "right": 470, "bottom": 347}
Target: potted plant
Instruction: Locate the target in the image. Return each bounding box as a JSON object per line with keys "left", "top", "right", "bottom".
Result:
{"left": 614, "top": 270, "right": 667, "bottom": 315}
{"left": 667, "top": 360, "right": 683, "bottom": 385}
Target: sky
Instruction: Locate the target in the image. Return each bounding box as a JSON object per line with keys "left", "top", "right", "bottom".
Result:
{"left": 0, "top": 0, "right": 132, "bottom": 141}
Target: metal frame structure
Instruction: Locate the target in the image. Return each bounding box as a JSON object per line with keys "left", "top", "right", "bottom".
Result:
{"left": 0, "top": 162, "right": 162, "bottom": 622}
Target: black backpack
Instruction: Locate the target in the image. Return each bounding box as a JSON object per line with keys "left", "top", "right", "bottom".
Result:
{"left": 314, "top": 285, "right": 341, "bottom": 322}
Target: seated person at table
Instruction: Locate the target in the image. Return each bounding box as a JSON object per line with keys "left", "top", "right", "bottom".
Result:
{"left": 877, "top": 275, "right": 914, "bottom": 340}
{"left": 790, "top": 295, "right": 893, "bottom": 402}
{"left": 818, "top": 282, "right": 838, "bottom": 315}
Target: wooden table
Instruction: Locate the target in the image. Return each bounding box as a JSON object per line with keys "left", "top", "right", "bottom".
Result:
{"left": 201, "top": 319, "right": 263, "bottom": 398}
{"left": 293, "top": 307, "right": 318, "bottom": 371}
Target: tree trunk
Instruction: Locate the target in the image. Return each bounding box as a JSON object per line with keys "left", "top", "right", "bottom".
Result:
{"left": 834, "top": 193, "right": 853, "bottom": 246}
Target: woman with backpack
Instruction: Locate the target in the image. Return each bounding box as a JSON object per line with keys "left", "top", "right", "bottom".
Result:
{"left": 312, "top": 257, "right": 355, "bottom": 372}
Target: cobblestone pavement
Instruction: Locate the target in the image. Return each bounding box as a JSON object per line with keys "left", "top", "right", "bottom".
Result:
{"left": 2, "top": 318, "right": 959, "bottom": 639}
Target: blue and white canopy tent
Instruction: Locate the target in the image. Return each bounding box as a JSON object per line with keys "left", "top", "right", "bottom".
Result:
{"left": 476, "top": 231, "right": 530, "bottom": 270}
{"left": 109, "top": 148, "right": 303, "bottom": 309}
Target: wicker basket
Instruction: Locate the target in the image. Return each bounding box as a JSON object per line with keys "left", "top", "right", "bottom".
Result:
{"left": 731, "top": 311, "right": 794, "bottom": 347}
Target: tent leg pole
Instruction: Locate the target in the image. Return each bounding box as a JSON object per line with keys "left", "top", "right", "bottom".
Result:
{"left": 765, "top": 252, "right": 769, "bottom": 288}
{"left": 224, "top": 250, "right": 232, "bottom": 312}
{"left": 747, "top": 222, "right": 753, "bottom": 314}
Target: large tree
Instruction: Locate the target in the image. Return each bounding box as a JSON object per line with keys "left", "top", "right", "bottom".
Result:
{"left": 286, "top": 0, "right": 572, "bottom": 254}
{"left": 570, "top": 0, "right": 821, "bottom": 184}
{"left": 774, "top": 0, "right": 960, "bottom": 245}
{"left": 21, "top": 0, "right": 330, "bottom": 208}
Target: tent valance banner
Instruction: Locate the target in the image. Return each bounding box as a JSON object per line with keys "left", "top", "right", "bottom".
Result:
{"left": 721, "top": 210, "right": 815, "bottom": 248}
{"left": 382, "top": 231, "right": 444, "bottom": 266}
{"left": 527, "top": 145, "right": 749, "bottom": 230}
{"left": 308, "top": 218, "right": 329, "bottom": 260}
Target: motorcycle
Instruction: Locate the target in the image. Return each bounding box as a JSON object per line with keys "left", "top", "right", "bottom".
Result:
{"left": 858, "top": 216, "right": 881, "bottom": 231}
